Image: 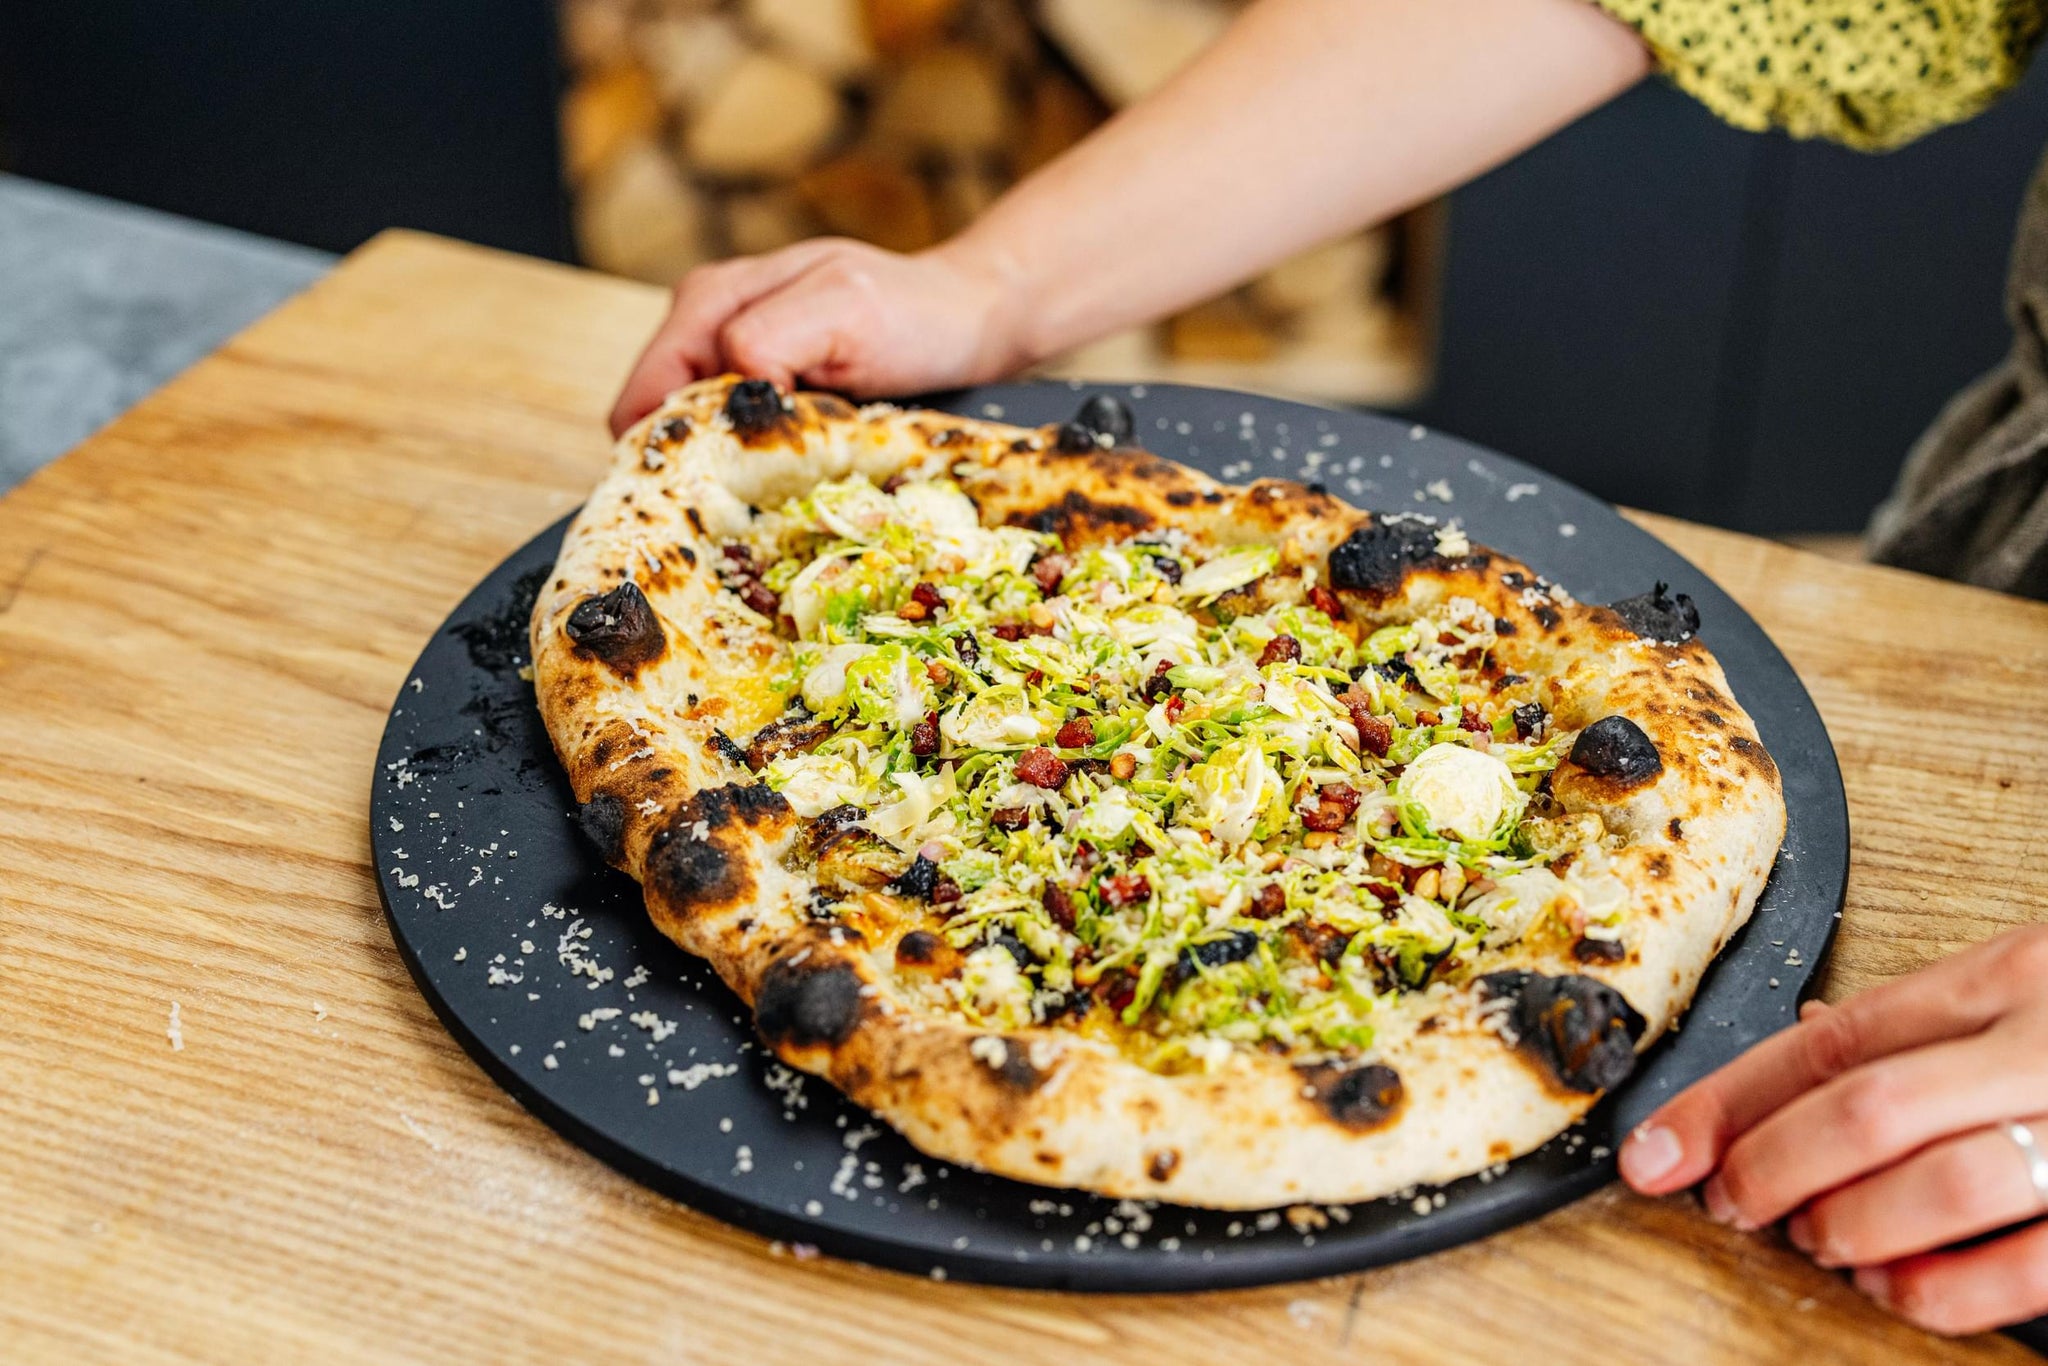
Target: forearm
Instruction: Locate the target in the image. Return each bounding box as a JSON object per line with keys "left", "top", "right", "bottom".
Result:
{"left": 938, "top": 0, "right": 1649, "bottom": 367}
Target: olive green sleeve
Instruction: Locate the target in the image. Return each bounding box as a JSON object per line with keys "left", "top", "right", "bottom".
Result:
{"left": 1590, "top": 0, "right": 2046, "bottom": 150}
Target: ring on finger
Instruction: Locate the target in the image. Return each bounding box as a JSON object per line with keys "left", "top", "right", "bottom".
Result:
{"left": 1793, "top": 1116, "right": 2048, "bottom": 1269}
{"left": 2005, "top": 1120, "right": 2048, "bottom": 1211}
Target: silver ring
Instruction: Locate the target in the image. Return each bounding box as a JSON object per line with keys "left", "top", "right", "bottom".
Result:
{"left": 2005, "top": 1121, "right": 2048, "bottom": 1209}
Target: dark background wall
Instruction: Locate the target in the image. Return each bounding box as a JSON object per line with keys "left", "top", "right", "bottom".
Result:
{"left": 0, "top": 1, "right": 573, "bottom": 261}
{"left": 1416, "top": 61, "right": 2048, "bottom": 533}
{"left": 1, "top": 3, "right": 2041, "bottom": 534}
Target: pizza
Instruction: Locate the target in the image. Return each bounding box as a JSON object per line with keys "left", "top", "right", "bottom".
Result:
{"left": 529, "top": 375, "right": 1786, "bottom": 1209}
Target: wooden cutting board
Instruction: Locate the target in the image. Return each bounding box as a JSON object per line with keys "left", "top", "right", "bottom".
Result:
{"left": 1, "top": 231, "right": 2042, "bottom": 1365}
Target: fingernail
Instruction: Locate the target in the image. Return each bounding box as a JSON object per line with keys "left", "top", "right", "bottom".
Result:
{"left": 1785, "top": 1212, "right": 1814, "bottom": 1253}
{"left": 1855, "top": 1267, "right": 1891, "bottom": 1305}
{"left": 1703, "top": 1175, "right": 1745, "bottom": 1227}
{"left": 1621, "top": 1122, "right": 1682, "bottom": 1187}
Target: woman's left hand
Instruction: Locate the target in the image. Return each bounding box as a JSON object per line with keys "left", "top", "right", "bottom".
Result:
{"left": 1619, "top": 924, "right": 2048, "bottom": 1336}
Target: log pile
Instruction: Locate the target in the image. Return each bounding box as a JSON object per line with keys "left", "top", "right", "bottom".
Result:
{"left": 559, "top": 0, "right": 1430, "bottom": 404}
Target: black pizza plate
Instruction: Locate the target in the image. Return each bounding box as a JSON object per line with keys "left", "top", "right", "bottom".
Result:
{"left": 371, "top": 380, "right": 1849, "bottom": 1292}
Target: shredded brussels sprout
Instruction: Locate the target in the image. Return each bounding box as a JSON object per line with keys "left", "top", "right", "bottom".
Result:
{"left": 734, "top": 474, "right": 1626, "bottom": 1070}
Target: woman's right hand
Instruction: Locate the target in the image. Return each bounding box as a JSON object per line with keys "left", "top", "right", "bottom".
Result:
{"left": 608, "top": 237, "right": 1025, "bottom": 436}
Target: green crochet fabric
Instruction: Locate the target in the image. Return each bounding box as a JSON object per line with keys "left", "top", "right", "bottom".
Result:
{"left": 1592, "top": 0, "right": 2046, "bottom": 149}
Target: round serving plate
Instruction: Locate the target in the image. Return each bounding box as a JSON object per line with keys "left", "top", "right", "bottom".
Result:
{"left": 371, "top": 380, "right": 1848, "bottom": 1292}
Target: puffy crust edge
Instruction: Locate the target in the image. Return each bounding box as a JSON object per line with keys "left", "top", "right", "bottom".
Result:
{"left": 528, "top": 376, "right": 1787, "bottom": 1208}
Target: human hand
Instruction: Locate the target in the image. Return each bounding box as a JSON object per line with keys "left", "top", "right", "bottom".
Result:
{"left": 1619, "top": 925, "right": 2048, "bottom": 1335}
{"left": 608, "top": 237, "right": 1024, "bottom": 436}
{"left": 605, "top": 0, "right": 1651, "bottom": 439}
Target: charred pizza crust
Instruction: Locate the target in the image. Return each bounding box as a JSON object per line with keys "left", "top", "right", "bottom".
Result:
{"left": 529, "top": 376, "right": 1785, "bottom": 1209}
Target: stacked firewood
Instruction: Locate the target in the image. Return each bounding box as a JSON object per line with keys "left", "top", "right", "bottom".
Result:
{"left": 560, "top": 0, "right": 1427, "bottom": 403}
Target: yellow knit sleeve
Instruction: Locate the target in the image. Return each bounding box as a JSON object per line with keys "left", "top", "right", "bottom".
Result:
{"left": 1590, "top": 0, "right": 2047, "bottom": 150}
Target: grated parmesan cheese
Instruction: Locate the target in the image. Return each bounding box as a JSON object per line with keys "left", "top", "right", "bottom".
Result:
{"left": 629, "top": 1010, "right": 678, "bottom": 1042}
{"left": 666, "top": 1062, "right": 738, "bottom": 1089}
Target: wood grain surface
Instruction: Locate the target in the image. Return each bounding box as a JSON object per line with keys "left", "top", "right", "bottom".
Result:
{"left": 1, "top": 232, "right": 2042, "bottom": 1365}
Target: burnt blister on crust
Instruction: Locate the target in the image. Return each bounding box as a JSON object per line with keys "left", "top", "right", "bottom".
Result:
{"left": 894, "top": 929, "right": 942, "bottom": 965}
{"left": 706, "top": 780, "right": 795, "bottom": 825}
{"left": 1608, "top": 581, "right": 1700, "bottom": 644}
{"left": 989, "top": 1041, "right": 1044, "bottom": 1093}
{"left": 1077, "top": 393, "right": 1136, "bottom": 444}
{"left": 646, "top": 818, "right": 736, "bottom": 911}
{"left": 1479, "top": 970, "right": 1646, "bottom": 1094}
{"left": 1326, "top": 518, "right": 1447, "bottom": 597}
{"left": 644, "top": 782, "right": 792, "bottom": 913}
{"left": 1727, "top": 733, "right": 1778, "bottom": 781}
{"left": 1011, "top": 488, "right": 1155, "bottom": 541}
{"left": 1569, "top": 715, "right": 1664, "bottom": 786}
{"left": 574, "top": 793, "right": 628, "bottom": 863}
{"left": 1238, "top": 479, "right": 1344, "bottom": 528}
{"left": 962, "top": 1034, "right": 1047, "bottom": 1094}
{"left": 1054, "top": 393, "right": 1135, "bottom": 453}
{"left": 564, "top": 581, "right": 667, "bottom": 673}
{"left": 724, "top": 378, "right": 797, "bottom": 444}
{"left": 1053, "top": 423, "right": 1096, "bottom": 454}
{"left": 754, "top": 954, "right": 865, "bottom": 1049}
{"left": 1295, "top": 1061, "right": 1405, "bottom": 1130}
